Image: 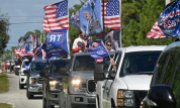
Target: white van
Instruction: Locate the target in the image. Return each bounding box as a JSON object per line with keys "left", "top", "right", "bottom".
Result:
{"left": 94, "top": 46, "right": 165, "bottom": 108}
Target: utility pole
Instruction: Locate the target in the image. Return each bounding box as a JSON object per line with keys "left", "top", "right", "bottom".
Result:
{"left": 166, "top": 0, "right": 171, "bottom": 5}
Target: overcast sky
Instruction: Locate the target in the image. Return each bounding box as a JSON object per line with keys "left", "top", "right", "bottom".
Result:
{"left": 0, "top": 0, "right": 81, "bottom": 49}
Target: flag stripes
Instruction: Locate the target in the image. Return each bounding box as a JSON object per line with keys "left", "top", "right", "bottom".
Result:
{"left": 102, "top": 0, "right": 121, "bottom": 30}
{"left": 146, "top": 21, "right": 166, "bottom": 39}
{"left": 43, "top": 0, "right": 69, "bottom": 32}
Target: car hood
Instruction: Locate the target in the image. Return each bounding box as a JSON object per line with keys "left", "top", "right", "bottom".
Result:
{"left": 49, "top": 73, "right": 67, "bottom": 81}
{"left": 120, "top": 75, "right": 152, "bottom": 90}
{"left": 30, "top": 73, "right": 40, "bottom": 78}
{"left": 70, "top": 71, "right": 94, "bottom": 80}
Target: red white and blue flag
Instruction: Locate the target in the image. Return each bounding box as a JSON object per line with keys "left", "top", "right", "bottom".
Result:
{"left": 146, "top": 21, "right": 166, "bottom": 39}
{"left": 158, "top": 0, "right": 180, "bottom": 37}
{"left": 103, "top": 0, "right": 121, "bottom": 30}
{"left": 43, "top": 0, "right": 69, "bottom": 32}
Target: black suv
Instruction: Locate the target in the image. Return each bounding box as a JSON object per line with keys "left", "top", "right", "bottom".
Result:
{"left": 26, "top": 60, "right": 47, "bottom": 99}
{"left": 41, "top": 58, "right": 70, "bottom": 108}
{"left": 141, "top": 41, "right": 180, "bottom": 108}
{"left": 59, "top": 53, "right": 96, "bottom": 108}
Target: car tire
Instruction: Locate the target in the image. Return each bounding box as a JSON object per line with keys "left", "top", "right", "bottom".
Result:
{"left": 26, "top": 90, "right": 33, "bottom": 99}
{"left": 19, "top": 83, "right": 24, "bottom": 89}
{"left": 43, "top": 98, "right": 54, "bottom": 108}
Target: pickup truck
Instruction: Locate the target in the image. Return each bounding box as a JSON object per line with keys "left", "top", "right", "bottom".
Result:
{"left": 40, "top": 58, "right": 70, "bottom": 108}
{"left": 59, "top": 53, "right": 96, "bottom": 108}
{"left": 94, "top": 46, "right": 165, "bottom": 108}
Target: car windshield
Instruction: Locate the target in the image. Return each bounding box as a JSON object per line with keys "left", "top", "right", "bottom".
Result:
{"left": 73, "top": 55, "right": 95, "bottom": 71}
{"left": 120, "top": 51, "right": 161, "bottom": 76}
{"left": 50, "top": 60, "right": 69, "bottom": 75}
{"left": 30, "top": 61, "right": 46, "bottom": 73}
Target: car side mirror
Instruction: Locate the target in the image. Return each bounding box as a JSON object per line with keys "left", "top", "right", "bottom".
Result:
{"left": 146, "top": 85, "right": 176, "bottom": 108}
{"left": 94, "top": 62, "right": 105, "bottom": 82}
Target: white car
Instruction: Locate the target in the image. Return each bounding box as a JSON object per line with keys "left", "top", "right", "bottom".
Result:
{"left": 19, "top": 59, "right": 30, "bottom": 89}
{"left": 95, "top": 46, "right": 166, "bottom": 108}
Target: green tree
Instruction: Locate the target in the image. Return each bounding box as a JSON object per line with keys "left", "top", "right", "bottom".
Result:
{"left": 122, "top": 0, "right": 172, "bottom": 46}
{"left": 0, "top": 12, "right": 10, "bottom": 55}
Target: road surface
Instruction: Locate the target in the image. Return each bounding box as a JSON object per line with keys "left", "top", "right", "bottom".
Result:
{"left": 0, "top": 73, "right": 42, "bottom": 108}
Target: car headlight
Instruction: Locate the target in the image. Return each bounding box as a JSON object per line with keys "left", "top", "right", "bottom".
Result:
{"left": 49, "top": 80, "right": 62, "bottom": 91}
{"left": 71, "top": 79, "right": 81, "bottom": 90}
{"left": 117, "top": 90, "right": 135, "bottom": 107}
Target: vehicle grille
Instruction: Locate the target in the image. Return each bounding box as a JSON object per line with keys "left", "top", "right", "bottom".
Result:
{"left": 87, "top": 80, "right": 96, "bottom": 93}
{"left": 134, "top": 90, "right": 147, "bottom": 108}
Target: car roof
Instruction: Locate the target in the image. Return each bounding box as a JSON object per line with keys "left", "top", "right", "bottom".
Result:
{"left": 164, "top": 41, "right": 180, "bottom": 52}
{"left": 117, "top": 45, "right": 166, "bottom": 53}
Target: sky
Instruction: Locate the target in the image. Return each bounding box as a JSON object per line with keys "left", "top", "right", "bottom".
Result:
{"left": 0, "top": 0, "right": 81, "bottom": 49}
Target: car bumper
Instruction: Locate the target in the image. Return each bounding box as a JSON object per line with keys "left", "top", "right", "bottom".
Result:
{"left": 28, "top": 84, "right": 43, "bottom": 94}
{"left": 48, "top": 91, "right": 60, "bottom": 105}
{"left": 69, "top": 94, "right": 96, "bottom": 106}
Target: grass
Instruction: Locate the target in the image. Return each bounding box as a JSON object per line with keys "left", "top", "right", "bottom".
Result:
{"left": 0, "top": 103, "right": 12, "bottom": 108}
{"left": 0, "top": 73, "right": 9, "bottom": 93}
{"left": 0, "top": 74, "right": 12, "bottom": 108}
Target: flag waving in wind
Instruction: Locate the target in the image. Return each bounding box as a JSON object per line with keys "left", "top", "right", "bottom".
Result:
{"left": 146, "top": 21, "right": 166, "bottom": 39}
{"left": 42, "top": 30, "right": 69, "bottom": 59}
{"left": 103, "top": 0, "right": 121, "bottom": 30}
{"left": 43, "top": 0, "right": 69, "bottom": 32}
{"left": 158, "top": 0, "right": 180, "bottom": 37}
{"left": 88, "top": 42, "right": 109, "bottom": 59}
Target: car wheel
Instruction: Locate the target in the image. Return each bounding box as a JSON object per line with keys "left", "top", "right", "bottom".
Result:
{"left": 43, "top": 98, "right": 54, "bottom": 108}
{"left": 19, "top": 83, "right": 24, "bottom": 89}
{"left": 26, "top": 90, "right": 33, "bottom": 99}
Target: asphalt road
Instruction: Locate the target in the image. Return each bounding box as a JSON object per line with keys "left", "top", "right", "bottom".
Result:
{"left": 0, "top": 73, "right": 42, "bottom": 108}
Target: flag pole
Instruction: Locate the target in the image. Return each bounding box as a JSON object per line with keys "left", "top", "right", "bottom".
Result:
{"left": 119, "top": 0, "right": 122, "bottom": 47}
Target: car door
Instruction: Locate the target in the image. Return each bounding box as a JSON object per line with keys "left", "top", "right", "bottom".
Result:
{"left": 171, "top": 47, "right": 180, "bottom": 108}
{"left": 102, "top": 52, "right": 121, "bottom": 108}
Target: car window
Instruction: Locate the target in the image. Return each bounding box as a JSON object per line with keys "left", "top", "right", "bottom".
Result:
{"left": 172, "top": 64, "right": 180, "bottom": 108}
{"left": 171, "top": 48, "right": 180, "bottom": 108}
{"left": 103, "top": 52, "right": 121, "bottom": 72}
{"left": 50, "top": 61, "right": 69, "bottom": 75}
{"left": 120, "top": 51, "right": 161, "bottom": 76}
{"left": 30, "top": 61, "right": 47, "bottom": 73}
{"left": 73, "top": 55, "right": 95, "bottom": 71}
{"left": 152, "top": 48, "right": 179, "bottom": 85}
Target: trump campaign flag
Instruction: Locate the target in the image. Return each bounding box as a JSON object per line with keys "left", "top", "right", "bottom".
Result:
{"left": 146, "top": 21, "right": 166, "bottom": 39}
{"left": 103, "top": 0, "right": 121, "bottom": 30}
{"left": 80, "top": 0, "right": 103, "bottom": 36}
{"left": 88, "top": 42, "right": 109, "bottom": 59}
{"left": 42, "top": 30, "right": 69, "bottom": 59}
{"left": 43, "top": 0, "right": 69, "bottom": 32}
{"left": 158, "top": 0, "right": 180, "bottom": 37}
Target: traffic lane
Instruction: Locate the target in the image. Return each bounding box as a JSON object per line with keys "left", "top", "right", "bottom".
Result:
{"left": 0, "top": 73, "right": 42, "bottom": 108}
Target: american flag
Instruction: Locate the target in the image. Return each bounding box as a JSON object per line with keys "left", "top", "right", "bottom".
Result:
{"left": 146, "top": 21, "right": 166, "bottom": 39}
{"left": 43, "top": 0, "right": 69, "bottom": 32}
{"left": 103, "top": 0, "right": 121, "bottom": 30}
